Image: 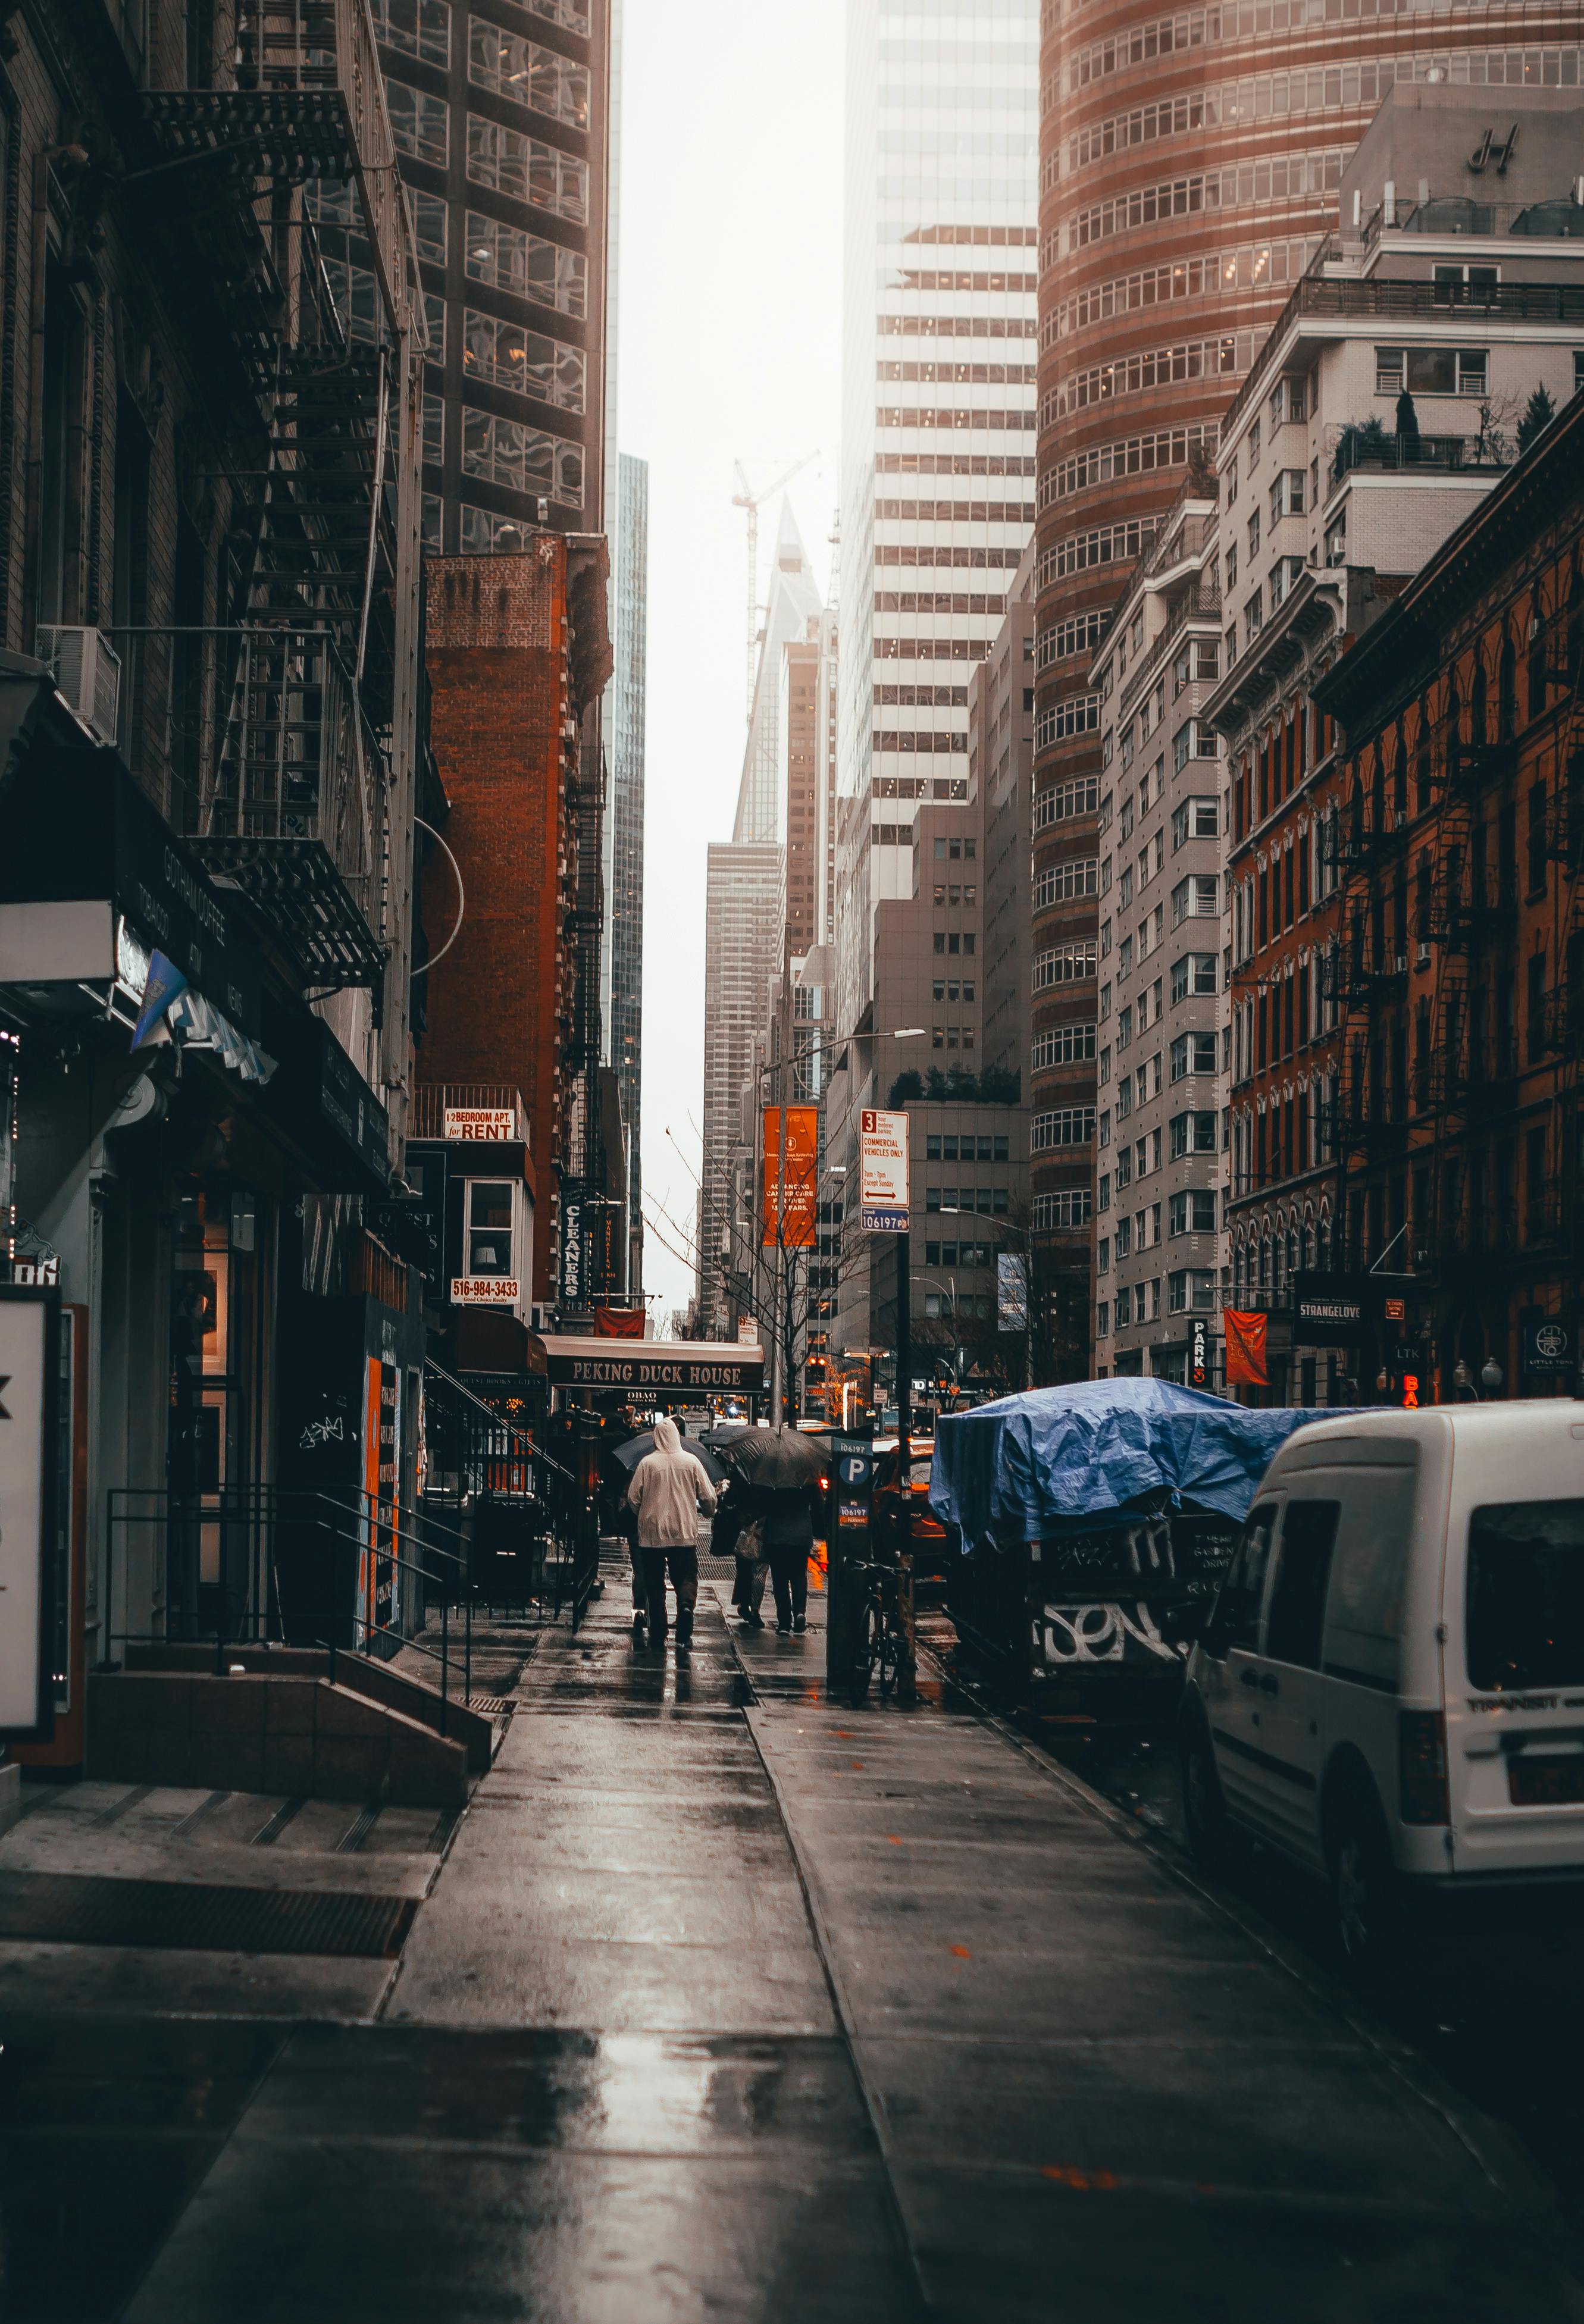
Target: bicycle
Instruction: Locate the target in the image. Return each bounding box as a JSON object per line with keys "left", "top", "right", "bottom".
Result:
{"left": 848, "top": 1546, "right": 916, "bottom": 1704}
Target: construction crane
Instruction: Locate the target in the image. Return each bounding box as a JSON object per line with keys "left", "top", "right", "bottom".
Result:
{"left": 732, "top": 450, "right": 819, "bottom": 722}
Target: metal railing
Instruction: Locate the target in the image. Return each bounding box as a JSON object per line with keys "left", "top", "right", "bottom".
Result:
{"left": 411, "top": 1085, "right": 531, "bottom": 1144}
{"left": 105, "top": 1483, "right": 478, "bottom": 1722}
{"left": 421, "top": 1360, "right": 599, "bottom": 1628}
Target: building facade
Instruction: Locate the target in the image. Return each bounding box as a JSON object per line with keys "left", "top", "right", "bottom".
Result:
{"left": 1315, "top": 386, "right": 1584, "bottom": 1402}
{"left": 1032, "top": 0, "right": 1582, "bottom": 1379}
{"left": 418, "top": 542, "right": 612, "bottom": 1321}
{"left": 834, "top": 0, "right": 1038, "bottom": 1372}
{"left": 697, "top": 841, "right": 782, "bottom": 1335}
{"left": 317, "top": 0, "right": 613, "bottom": 552}
{"left": 0, "top": 0, "right": 428, "bottom": 1739}
{"left": 1205, "top": 86, "right": 1584, "bottom": 1401}
{"left": 602, "top": 450, "right": 647, "bottom": 1299}
{"left": 1089, "top": 475, "right": 1225, "bottom": 1382}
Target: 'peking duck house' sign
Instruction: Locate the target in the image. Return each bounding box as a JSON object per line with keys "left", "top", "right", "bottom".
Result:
{"left": 540, "top": 1337, "right": 765, "bottom": 1392}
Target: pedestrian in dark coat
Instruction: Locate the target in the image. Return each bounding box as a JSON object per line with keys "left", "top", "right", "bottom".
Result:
{"left": 762, "top": 1484, "right": 818, "bottom": 1633}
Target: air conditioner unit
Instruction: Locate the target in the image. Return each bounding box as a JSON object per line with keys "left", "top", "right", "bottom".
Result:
{"left": 36, "top": 626, "right": 121, "bottom": 746}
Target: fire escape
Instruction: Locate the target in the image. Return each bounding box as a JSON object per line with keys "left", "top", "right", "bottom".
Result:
{"left": 133, "top": 0, "right": 417, "bottom": 1004}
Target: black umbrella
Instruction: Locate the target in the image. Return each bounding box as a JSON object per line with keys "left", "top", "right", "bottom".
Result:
{"left": 698, "top": 1423, "right": 752, "bottom": 1451}
{"left": 608, "top": 1430, "right": 728, "bottom": 1485}
{"left": 712, "top": 1423, "right": 829, "bottom": 1490}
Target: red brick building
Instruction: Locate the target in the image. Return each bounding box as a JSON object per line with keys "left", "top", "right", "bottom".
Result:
{"left": 1316, "top": 391, "right": 1584, "bottom": 1400}
{"left": 418, "top": 540, "right": 611, "bottom": 1317}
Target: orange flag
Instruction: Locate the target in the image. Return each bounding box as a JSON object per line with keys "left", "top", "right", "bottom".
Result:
{"left": 1222, "top": 1308, "right": 1269, "bottom": 1388}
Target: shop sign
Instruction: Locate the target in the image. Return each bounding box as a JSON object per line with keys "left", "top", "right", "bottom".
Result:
{"left": 443, "top": 1107, "right": 517, "bottom": 1142}
{"left": 1190, "top": 1317, "right": 1208, "bottom": 1387}
{"left": 0, "top": 1287, "right": 59, "bottom": 1741}
{"left": 560, "top": 1189, "right": 586, "bottom": 1311}
{"left": 1524, "top": 1317, "right": 1575, "bottom": 1377}
{"left": 318, "top": 1022, "right": 390, "bottom": 1185}
{"left": 540, "top": 1338, "right": 766, "bottom": 1390}
{"left": 859, "top": 1108, "right": 909, "bottom": 1233}
{"left": 451, "top": 1277, "right": 521, "bottom": 1305}
{"left": 997, "top": 1252, "right": 1027, "bottom": 1332}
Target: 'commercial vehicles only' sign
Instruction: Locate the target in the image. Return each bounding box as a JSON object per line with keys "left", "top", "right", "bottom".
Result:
{"left": 859, "top": 1108, "right": 909, "bottom": 1233}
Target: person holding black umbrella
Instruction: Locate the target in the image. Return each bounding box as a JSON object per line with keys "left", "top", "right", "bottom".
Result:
{"left": 713, "top": 1426, "right": 828, "bottom": 1636}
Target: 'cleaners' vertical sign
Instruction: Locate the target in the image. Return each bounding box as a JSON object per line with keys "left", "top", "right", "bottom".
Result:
{"left": 0, "top": 1288, "right": 58, "bottom": 1742}
{"left": 859, "top": 1108, "right": 910, "bottom": 1233}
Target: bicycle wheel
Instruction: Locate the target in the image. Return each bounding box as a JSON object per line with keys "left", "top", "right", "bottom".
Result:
{"left": 877, "top": 1624, "right": 900, "bottom": 1700}
{"left": 850, "top": 1592, "right": 881, "bottom": 1703}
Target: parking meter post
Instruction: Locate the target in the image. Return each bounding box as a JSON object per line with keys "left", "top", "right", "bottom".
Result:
{"left": 827, "top": 1431, "right": 874, "bottom": 1690}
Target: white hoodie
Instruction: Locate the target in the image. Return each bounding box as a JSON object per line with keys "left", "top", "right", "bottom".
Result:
{"left": 627, "top": 1417, "right": 718, "bottom": 1548}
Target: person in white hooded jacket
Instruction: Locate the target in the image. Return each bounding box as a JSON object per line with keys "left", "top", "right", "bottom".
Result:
{"left": 625, "top": 1415, "right": 718, "bottom": 1645}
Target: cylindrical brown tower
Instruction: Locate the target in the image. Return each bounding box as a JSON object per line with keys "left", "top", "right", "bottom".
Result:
{"left": 1031, "top": 0, "right": 1579, "bottom": 1376}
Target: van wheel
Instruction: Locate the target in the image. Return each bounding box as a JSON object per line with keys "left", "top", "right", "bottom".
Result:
{"left": 1327, "top": 1785, "right": 1404, "bottom": 1991}
{"left": 1180, "top": 1715, "right": 1230, "bottom": 1871}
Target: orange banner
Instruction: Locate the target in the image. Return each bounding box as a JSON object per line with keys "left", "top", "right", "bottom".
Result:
{"left": 593, "top": 1306, "right": 646, "bottom": 1338}
{"left": 763, "top": 1105, "right": 819, "bottom": 1249}
{"left": 1222, "top": 1308, "right": 1269, "bottom": 1388}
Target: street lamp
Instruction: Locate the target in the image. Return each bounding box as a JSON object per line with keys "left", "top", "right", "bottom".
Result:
{"left": 934, "top": 1205, "right": 1032, "bottom": 1391}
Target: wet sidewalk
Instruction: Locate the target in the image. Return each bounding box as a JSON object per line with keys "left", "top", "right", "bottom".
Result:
{"left": 5, "top": 1561, "right": 1584, "bottom": 2320}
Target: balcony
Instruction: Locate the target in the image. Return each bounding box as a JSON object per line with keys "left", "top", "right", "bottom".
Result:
{"left": 105, "top": 625, "right": 388, "bottom": 994}
{"left": 411, "top": 1086, "right": 531, "bottom": 1146}
{"left": 1330, "top": 430, "right": 1494, "bottom": 487}
{"left": 1335, "top": 946, "right": 1409, "bottom": 1010}
{"left": 1365, "top": 192, "right": 1584, "bottom": 246}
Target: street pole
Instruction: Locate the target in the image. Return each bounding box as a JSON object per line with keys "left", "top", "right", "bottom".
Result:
{"left": 895, "top": 1227, "right": 916, "bottom": 1702}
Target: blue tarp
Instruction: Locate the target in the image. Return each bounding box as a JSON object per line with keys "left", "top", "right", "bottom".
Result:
{"left": 930, "top": 1377, "right": 1352, "bottom": 1544}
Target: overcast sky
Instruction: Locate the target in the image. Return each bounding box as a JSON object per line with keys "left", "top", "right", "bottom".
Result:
{"left": 619, "top": 0, "right": 844, "bottom": 1329}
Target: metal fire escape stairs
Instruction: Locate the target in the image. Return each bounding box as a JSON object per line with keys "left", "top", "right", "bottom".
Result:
{"left": 138, "top": 0, "right": 399, "bottom": 1003}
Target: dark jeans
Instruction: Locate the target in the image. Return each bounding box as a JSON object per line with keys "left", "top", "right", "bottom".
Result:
{"left": 638, "top": 1543, "right": 698, "bottom": 1631}
{"left": 769, "top": 1548, "right": 807, "bottom": 1625}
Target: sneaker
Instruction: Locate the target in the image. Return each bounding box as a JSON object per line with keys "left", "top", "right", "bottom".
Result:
{"left": 777, "top": 1618, "right": 792, "bottom": 1635}
{"left": 740, "top": 1609, "right": 765, "bottom": 1630}
{"left": 793, "top": 1614, "right": 807, "bottom": 1634}
{"left": 632, "top": 1612, "right": 646, "bottom": 1646}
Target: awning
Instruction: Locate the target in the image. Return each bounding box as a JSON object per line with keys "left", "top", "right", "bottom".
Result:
{"left": 540, "top": 1336, "right": 765, "bottom": 1392}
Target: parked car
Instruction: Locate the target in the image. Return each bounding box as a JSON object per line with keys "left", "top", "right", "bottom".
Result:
{"left": 1176, "top": 1402, "right": 1584, "bottom": 1982}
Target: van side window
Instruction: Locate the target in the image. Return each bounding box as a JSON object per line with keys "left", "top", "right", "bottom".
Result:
{"left": 1322, "top": 1471, "right": 1416, "bottom": 1690}
{"left": 1264, "top": 1499, "right": 1339, "bottom": 1669}
{"left": 1214, "top": 1502, "right": 1277, "bottom": 1654}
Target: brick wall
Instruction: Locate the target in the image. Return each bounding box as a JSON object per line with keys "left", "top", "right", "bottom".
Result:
{"left": 421, "top": 552, "right": 573, "bottom": 1305}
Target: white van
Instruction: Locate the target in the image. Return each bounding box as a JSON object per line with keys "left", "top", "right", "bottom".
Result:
{"left": 1178, "top": 1402, "right": 1584, "bottom": 1979}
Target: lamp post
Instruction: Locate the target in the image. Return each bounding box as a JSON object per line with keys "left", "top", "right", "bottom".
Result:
{"left": 934, "top": 1206, "right": 1033, "bottom": 1392}
{"left": 759, "top": 1029, "right": 925, "bottom": 1427}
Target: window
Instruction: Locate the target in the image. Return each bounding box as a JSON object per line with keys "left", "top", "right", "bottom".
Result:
{"left": 462, "top": 406, "right": 584, "bottom": 506}
{"left": 1032, "top": 857, "right": 1098, "bottom": 908}
{"left": 1170, "top": 796, "right": 1219, "bottom": 850}
{"left": 1467, "top": 1499, "right": 1584, "bottom": 1691}
{"left": 1096, "top": 1300, "right": 1110, "bottom": 1338}
{"left": 1169, "top": 1031, "right": 1217, "bottom": 1080}
{"left": 1247, "top": 507, "right": 1261, "bottom": 560}
{"left": 1269, "top": 469, "right": 1305, "bottom": 522}
{"left": 1374, "top": 346, "right": 1488, "bottom": 396}
{"left": 411, "top": 192, "right": 449, "bottom": 264}
{"left": 468, "top": 19, "right": 590, "bottom": 125}
{"left": 1034, "top": 1189, "right": 1092, "bottom": 1231}
{"left": 464, "top": 311, "right": 586, "bottom": 409}
{"left": 1031, "top": 1023, "right": 1096, "bottom": 1070}
{"left": 1213, "top": 1503, "right": 1277, "bottom": 1654}
{"left": 1168, "top": 1189, "right": 1218, "bottom": 1236}
{"left": 1033, "top": 942, "right": 1095, "bottom": 987}
{"left": 1033, "top": 775, "right": 1098, "bottom": 829}
{"left": 465, "top": 1180, "right": 515, "bottom": 1277}
{"left": 324, "top": 258, "right": 380, "bottom": 343}
{"left": 1172, "top": 951, "right": 1217, "bottom": 1001}
{"left": 1172, "top": 637, "right": 1219, "bottom": 696}
{"left": 371, "top": 0, "right": 449, "bottom": 62}
{"left": 1173, "top": 718, "right": 1216, "bottom": 773}
{"left": 1171, "top": 872, "right": 1219, "bottom": 924}
{"left": 1169, "top": 1110, "right": 1218, "bottom": 1156}
{"left": 466, "top": 120, "right": 588, "bottom": 219}
{"left": 386, "top": 79, "right": 449, "bottom": 164}
{"left": 1037, "top": 693, "right": 1101, "bottom": 747}
{"left": 1115, "top": 1285, "right": 1133, "bottom": 1327}
{"left": 1265, "top": 1501, "right": 1339, "bottom": 1669}
{"left": 421, "top": 391, "right": 444, "bottom": 465}
{"left": 1031, "top": 1107, "right": 1095, "bottom": 1150}
{"left": 1270, "top": 377, "right": 1306, "bottom": 426}
{"left": 421, "top": 492, "right": 443, "bottom": 548}
{"left": 465, "top": 212, "right": 588, "bottom": 315}
{"left": 1269, "top": 555, "right": 1306, "bottom": 609}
